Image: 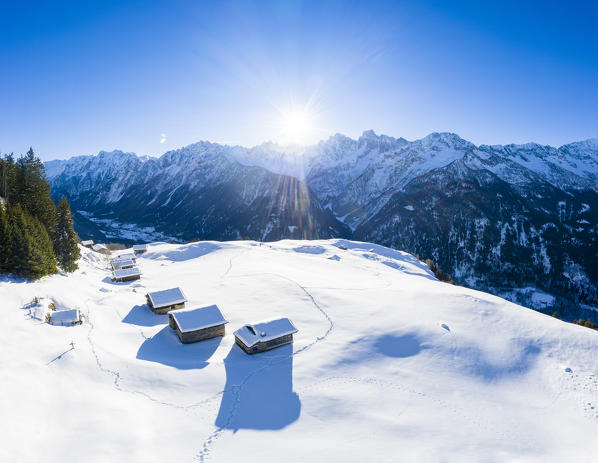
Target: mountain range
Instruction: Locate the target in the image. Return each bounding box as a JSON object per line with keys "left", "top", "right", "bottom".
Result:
{"left": 45, "top": 131, "right": 598, "bottom": 320}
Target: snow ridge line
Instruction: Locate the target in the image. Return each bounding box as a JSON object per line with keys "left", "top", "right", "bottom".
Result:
{"left": 195, "top": 271, "right": 334, "bottom": 462}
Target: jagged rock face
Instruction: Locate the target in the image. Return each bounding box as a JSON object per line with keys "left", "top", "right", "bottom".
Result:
{"left": 353, "top": 158, "right": 598, "bottom": 317}
{"left": 47, "top": 144, "right": 349, "bottom": 243}
{"left": 46, "top": 131, "right": 598, "bottom": 319}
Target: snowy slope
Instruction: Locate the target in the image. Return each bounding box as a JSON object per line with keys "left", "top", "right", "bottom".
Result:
{"left": 2, "top": 241, "right": 598, "bottom": 462}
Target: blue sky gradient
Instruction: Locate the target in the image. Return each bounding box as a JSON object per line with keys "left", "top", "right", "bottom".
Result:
{"left": 1, "top": 0, "right": 597, "bottom": 160}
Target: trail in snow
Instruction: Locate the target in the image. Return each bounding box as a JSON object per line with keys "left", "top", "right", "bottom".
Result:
{"left": 195, "top": 254, "right": 335, "bottom": 462}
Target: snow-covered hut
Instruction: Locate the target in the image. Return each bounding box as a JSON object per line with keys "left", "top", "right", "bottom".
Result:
{"left": 112, "top": 267, "right": 141, "bottom": 282}
{"left": 92, "top": 243, "right": 110, "bottom": 255}
{"left": 111, "top": 257, "right": 135, "bottom": 270}
{"left": 132, "top": 244, "right": 147, "bottom": 255}
{"left": 117, "top": 252, "right": 136, "bottom": 262}
{"left": 234, "top": 318, "right": 298, "bottom": 354}
{"left": 81, "top": 239, "right": 94, "bottom": 248}
{"left": 48, "top": 309, "right": 82, "bottom": 326}
{"left": 146, "top": 287, "right": 187, "bottom": 314}
{"left": 168, "top": 304, "right": 228, "bottom": 343}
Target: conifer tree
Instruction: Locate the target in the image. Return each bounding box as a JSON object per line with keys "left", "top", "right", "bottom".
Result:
{"left": 0, "top": 153, "right": 16, "bottom": 200}
{"left": 0, "top": 204, "right": 9, "bottom": 272}
{"left": 4, "top": 204, "right": 57, "bottom": 279}
{"left": 14, "top": 148, "right": 57, "bottom": 236}
{"left": 55, "top": 196, "right": 80, "bottom": 272}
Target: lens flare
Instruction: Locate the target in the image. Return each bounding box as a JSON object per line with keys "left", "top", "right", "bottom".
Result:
{"left": 278, "top": 109, "right": 313, "bottom": 144}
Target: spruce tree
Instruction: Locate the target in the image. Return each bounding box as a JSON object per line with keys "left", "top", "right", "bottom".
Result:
{"left": 0, "top": 154, "right": 16, "bottom": 200}
{"left": 14, "top": 148, "right": 57, "bottom": 236}
{"left": 55, "top": 196, "right": 80, "bottom": 272}
{"left": 4, "top": 204, "right": 57, "bottom": 279}
{"left": 0, "top": 204, "right": 9, "bottom": 272}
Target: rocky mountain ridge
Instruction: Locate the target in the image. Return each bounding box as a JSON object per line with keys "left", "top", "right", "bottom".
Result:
{"left": 44, "top": 131, "right": 598, "bottom": 319}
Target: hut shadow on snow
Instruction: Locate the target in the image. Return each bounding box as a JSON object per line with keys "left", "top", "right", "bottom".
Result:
{"left": 101, "top": 275, "right": 138, "bottom": 286}
{"left": 136, "top": 326, "right": 221, "bottom": 369}
{"left": 215, "top": 344, "right": 301, "bottom": 431}
{"left": 122, "top": 304, "right": 168, "bottom": 327}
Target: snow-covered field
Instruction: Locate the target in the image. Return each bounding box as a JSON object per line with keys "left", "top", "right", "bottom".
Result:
{"left": 2, "top": 239, "right": 598, "bottom": 462}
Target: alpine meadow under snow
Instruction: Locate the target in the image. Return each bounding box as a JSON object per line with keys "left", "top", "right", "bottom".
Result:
{"left": 2, "top": 240, "right": 598, "bottom": 462}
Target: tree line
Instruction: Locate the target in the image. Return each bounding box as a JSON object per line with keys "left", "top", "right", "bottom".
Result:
{"left": 0, "top": 148, "right": 80, "bottom": 279}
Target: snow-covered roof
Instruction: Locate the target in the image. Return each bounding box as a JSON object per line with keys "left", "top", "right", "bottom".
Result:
{"left": 147, "top": 287, "right": 187, "bottom": 308}
{"left": 113, "top": 267, "right": 141, "bottom": 279}
{"left": 81, "top": 240, "right": 94, "bottom": 246}
{"left": 170, "top": 304, "right": 228, "bottom": 333}
{"left": 49, "top": 309, "right": 80, "bottom": 325}
{"left": 111, "top": 258, "right": 135, "bottom": 269}
{"left": 234, "top": 317, "right": 298, "bottom": 348}
{"left": 117, "top": 252, "right": 136, "bottom": 260}
{"left": 132, "top": 244, "right": 147, "bottom": 251}
{"left": 92, "top": 244, "right": 108, "bottom": 252}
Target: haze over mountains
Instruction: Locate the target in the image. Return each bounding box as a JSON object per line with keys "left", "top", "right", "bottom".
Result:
{"left": 45, "top": 131, "right": 598, "bottom": 320}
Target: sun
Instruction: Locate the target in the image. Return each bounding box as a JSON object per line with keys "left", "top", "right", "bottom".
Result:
{"left": 279, "top": 109, "right": 313, "bottom": 144}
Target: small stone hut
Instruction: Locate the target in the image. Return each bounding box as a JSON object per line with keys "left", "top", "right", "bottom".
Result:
{"left": 81, "top": 240, "right": 94, "bottom": 248}
{"left": 112, "top": 267, "right": 141, "bottom": 282}
{"left": 234, "top": 318, "right": 298, "bottom": 354}
{"left": 133, "top": 244, "right": 147, "bottom": 255}
{"left": 111, "top": 257, "right": 135, "bottom": 270}
{"left": 169, "top": 304, "right": 228, "bottom": 343}
{"left": 146, "top": 287, "right": 187, "bottom": 314}
{"left": 117, "top": 252, "right": 137, "bottom": 262}
{"left": 92, "top": 243, "right": 110, "bottom": 255}
{"left": 47, "top": 309, "right": 82, "bottom": 326}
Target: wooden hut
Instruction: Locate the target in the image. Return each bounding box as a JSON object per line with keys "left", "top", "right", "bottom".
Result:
{"left": 112, "top": 267, "right": 141, "bottom": 282}
{"left": 92, "top": 243, "right": 110, "bottom": 255}
{"left": 146, "top": 287, "right": 187, "bottom": 314}
{"left": 168, "top": 304, "right": 228, "bottom": 343}
{"left": 81, "top": 239, "right": 94, "bottom": 248}
{"left": 116, "top": 252, "right": 136, "bottom": 262}
{"left": 47, "top": 309, "right": 82, "bottom": 326}
{"left": 111, "top": 257, "right": 135, "bottom": 270}
{"left": 133, "top": 244, "right": 147, "bottom": 255}
{"left": 234, "top": 318, "right": 298, "bottom": 354}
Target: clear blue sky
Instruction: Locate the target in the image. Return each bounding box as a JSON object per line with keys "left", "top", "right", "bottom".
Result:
{"left": 1, "top": 0, "right": 597, "bottom": 160}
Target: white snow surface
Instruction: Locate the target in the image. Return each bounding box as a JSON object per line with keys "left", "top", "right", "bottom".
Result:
{"left": 171, "top": 305, "right": 228, "bottom": 333}
{"left": 2, "top": 240, "right": 598, "bottom": 462}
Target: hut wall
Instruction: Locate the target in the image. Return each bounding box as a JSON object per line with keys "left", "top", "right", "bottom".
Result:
{"left": 235, "top": 333, "right": 294, "bottom": 354}
{"left": 113, "top": 274, "right": 140, "bottom": 282}
{"left": 152, "top": 302, "right": 185, "bottom": 315}
{"left": 176, "top": 324, "right": 225, "bottom": 344}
